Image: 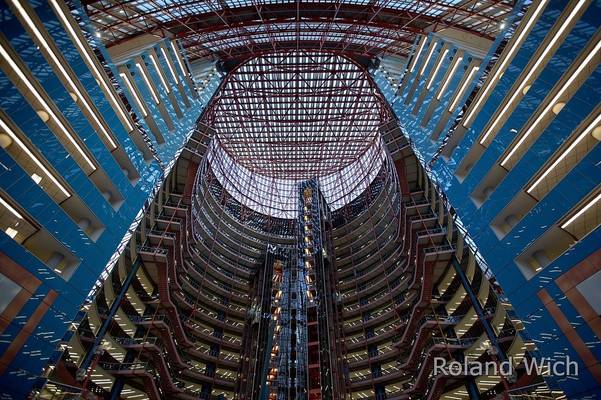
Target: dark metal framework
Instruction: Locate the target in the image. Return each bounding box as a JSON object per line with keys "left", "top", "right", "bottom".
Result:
{"left": 83, "top": 0, "right": 515, "bottom": 61}
{"left": 204, "top": 50, "right": 388, "bottom": 218}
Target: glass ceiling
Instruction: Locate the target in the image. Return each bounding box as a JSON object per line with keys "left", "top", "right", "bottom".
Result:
{"left": 206, "top": 50, "right": 387, "bottom": 218}
{"left": 85, "top": 0, "right": 513, "bottom": 61}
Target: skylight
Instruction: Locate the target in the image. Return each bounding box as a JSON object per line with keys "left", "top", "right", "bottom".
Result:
{"left": 206, "top": 50, "right": 387, "bottom": 218}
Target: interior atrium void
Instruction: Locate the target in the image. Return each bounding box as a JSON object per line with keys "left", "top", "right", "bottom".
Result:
{"left": 0, "top": 1, "right": 599, "bottom": 400}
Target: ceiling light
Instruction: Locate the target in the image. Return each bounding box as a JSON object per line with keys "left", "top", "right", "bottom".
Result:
{"left": 419, "top": 42, "right": 438, "bottom": 76}
{"left": 149, "top": 52, "right": 170, "bottom": 94}
{"left": 37, "top": 110, "right": 49, "bottom": 122}
{"left": 170, "top": 41, "right": 187, "bottom": 75}
{"left": 449, "top": 66, "right": 479, "bottom": 112}
{"left": 31, "top": 173, "right": 42, "bottom": 184}
{"left": 437, "top": 56, "right": 463, "bottom": 100}
{"left": 463, "top": 0, "right": 549, "bottom": 127}
{"left": 501, "top": 39, "right": 601, "bottom": 167}
{"left": 11, "top": 0, "right": 117, "bottom": 149}
{"left": 552, "top": 102, "right": 565, "bottom": 115}
{"left": 0, "top": 42, "right": 96, "bottom": 171}
{"left": 136, "top": 62, "right": 160, "bottom": 104}
{"left": 0, "top": 116, "right": 71, "bottom": 198}
{"left": 49, "top": 0, "right": 134, "bottom": 132}
{"left": 427, "top": 49, "right": 449, "bottom": 90}
{"left": 0, "top": 194, "right": 24, "bottom": 220}
{"left": 5, "top": 227, "right": 18, "bottom": 238}
{"left": 161, "top": 46, "right": 179, "bottom": 84}
{"left": 120, "top": 72, "right": 148, "bottom": 118}
{"left": 560, "top": 191, "right": 601, "bottom": 229}
{"left": 527, "top": 113, "right": 601, "bottom": 194}
{"left": 409, "top": 37, "right": 427, "bottom": 73}
{"left": 479, "top": 0, "right": 586, "bottom": 145}
{"left": 0, "top": 133, "right": 12, "bottom": 148}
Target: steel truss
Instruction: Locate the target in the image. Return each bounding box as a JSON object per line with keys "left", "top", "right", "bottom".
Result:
{"left": 84, "top": 0, "right": 514, "bottom": 62}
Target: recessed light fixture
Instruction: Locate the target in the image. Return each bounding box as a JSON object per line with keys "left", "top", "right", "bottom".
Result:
{"left": 463, "top": 0, "right": 549, "bottom": 127}
{"left": 427, "top": 49, "right": 449, "bottom": 90}
{"left": 136, "top": 62, "right": 160, "bottom": 104}
{"left": 0, "top": 116, "right": 71, "bottom": 198}
{"left": 527, "top": 113, "right": 601, "bottom": 194}
{"left": 120, "top": 72, "right": 148, "bottom": 118}
{"left": 449, "top": 66, "right": 479, "bottom": 112}
{"left": 49, "top": 0, "right": 134, "bottom": 133}
{"left": 501, "top": 39, "right": 601, "bottom": 167}
{"left": 419, "top": 42, "right": 438, "bottom": 76}
{"left": 5, "top": 227, "right": 18, "bottom": 238}
{"left": 10, "top": 0, "right": 118, "bottom": 150}
{"left": 437, "top": 56, "right": 463, "bottom": 100}
{"left": 170, "top": 41, "right": 187, "bottom": 75}
{"left": 0, "top": 42, "right": 96, "bottom": 171}
{"left": 161, "top": 46, "right": 179, "bottom": 84}
{"left": 561, "top": 191, "right": 601, "bottom": 229}
{"left": 479, "top": 0, "right": 586, "bottom": 146}
{"left": 552, "top": 102, "right": 565, "bottom": 115}
{"left": 0, "top": 194, "right": 24, "bottom": 220}
{"left": 0, "top": 133, "right": 12, "bottom": 148}
{"left": 31, "top": 173, "right": 42, "bottom": 184}
{"left": 149, "top": 52, "right": 170, "bottom": 94}
{"left": 37, "top": 110, "right": 50, "bottom": 122}
{"left": 409, "top": 37, "right": 427, "bottom": 73}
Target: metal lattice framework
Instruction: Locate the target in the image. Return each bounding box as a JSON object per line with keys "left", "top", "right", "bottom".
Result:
{"left": 83, "top": 0, "right": 515, "bottom": 61}
{"left": 208, "top": 50, "right": 384, "bottom": 179}
{"left": 205, "top": 50, "right": 387, "bottom": 218}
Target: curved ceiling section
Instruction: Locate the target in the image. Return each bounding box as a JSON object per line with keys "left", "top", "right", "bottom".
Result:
{"left": 84, "top": 0, "right": 513, "bottom": 61}
{"left": 205, "top": 50, "right": 387, "bottom": 218}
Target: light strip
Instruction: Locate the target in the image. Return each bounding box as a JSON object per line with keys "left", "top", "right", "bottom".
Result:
{"left": 161, "top": 46, "right": 179, "bottom": 84}
{"left": 11, "top": 0, "right": 117, "bottom": 149}
{"left": 561, "top": 191, "right": 601, "bottom": 229}
{"left": 528, "top": 113, "right": 601, "bottom": 194}
{"left": 409, "top": 36, "right": 426, "bottom": 73}
{"left": 479, "top": 0, "right": 587, "bottom": 145}
{"left": 501, "top": 40, "right": 601, "bottom": 167}
{"left": 136, "top": 63, "right": 160, "bottom": 104}
{"left": 0, "top": 43, "right": 97, "bottom": 171}
{"left": 419, "top": 42, "right": 438, "bottom": 76}
{"left": 448, "top": 66, "right": 479, "bottom": 112}
{"left": 427, "top": 48, "right": 449, "bottom": 89}
{"left": 0, "top": 194, "right": 24, "bottom": 220}
{"left": 462, "top": 0, "right": 549, "bottom": 127}
{"left": 0, "top": 117, "right": 71, "bottom": 198}
{"left": 437, "top": 56, "right": 463, "bottom": 100}
{"left": 149, "top": 52, "right": 170, "bottom": 94}
{"left": 49, "top": 0, "right": 134, "bottom": 133}
{"left": 120, "top": 72, "right": 148, "bottom": 118}
{"left": 170, "top": 41, "right": 187, "bottom": 75}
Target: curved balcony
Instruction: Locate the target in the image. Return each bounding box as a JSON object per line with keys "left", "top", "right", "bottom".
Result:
{"left": 333, "top": 187, "right": 400, "bottom": 248}
{"left": 335, "top": 215, "right": 400, "bottom": 268}
{"left": 331, "top": 165, "right": 389, "bottom": 229}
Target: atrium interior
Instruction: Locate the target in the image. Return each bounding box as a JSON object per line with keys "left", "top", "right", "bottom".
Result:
{"left": 0, "top": 1, "right": 599, "bottom": 400}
